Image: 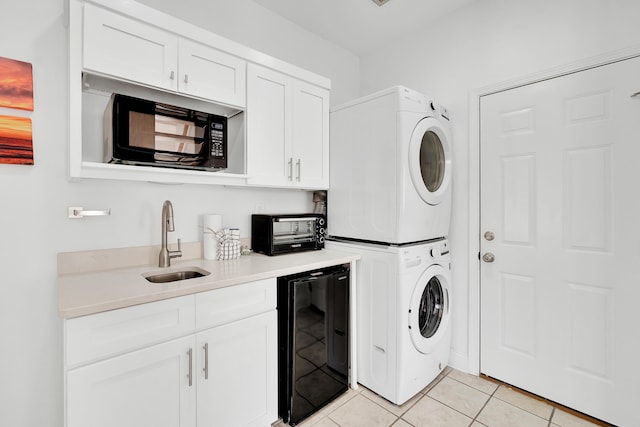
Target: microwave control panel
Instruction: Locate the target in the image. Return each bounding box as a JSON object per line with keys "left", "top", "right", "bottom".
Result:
{"left": 211, "top": 123, "right": 225, "bottom": 159}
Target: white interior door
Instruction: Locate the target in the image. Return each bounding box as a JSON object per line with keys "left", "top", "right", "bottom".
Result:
{"left": 480, "top": 56, "right": 640, "bottom": 427}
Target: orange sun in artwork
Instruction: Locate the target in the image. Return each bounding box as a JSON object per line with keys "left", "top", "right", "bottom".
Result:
{"left": 0, "top": 56, "right": 34, "bottom": 111}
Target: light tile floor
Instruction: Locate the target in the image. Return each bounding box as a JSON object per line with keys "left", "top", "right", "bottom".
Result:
{"left": 278, "top": 367, "right": 613, "bottom": 427}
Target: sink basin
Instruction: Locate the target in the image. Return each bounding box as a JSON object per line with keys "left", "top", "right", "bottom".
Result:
{"left": 144, "top": 267, "right": 210, "bottom": 283}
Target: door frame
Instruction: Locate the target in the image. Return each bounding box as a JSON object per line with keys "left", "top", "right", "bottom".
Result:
{"left": 467, "top": 44, "right": 640, "bottom": 376}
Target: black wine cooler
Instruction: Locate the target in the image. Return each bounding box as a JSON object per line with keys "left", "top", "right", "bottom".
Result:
{"left": 277, "top": 264, "right": 350, "bottom": 426}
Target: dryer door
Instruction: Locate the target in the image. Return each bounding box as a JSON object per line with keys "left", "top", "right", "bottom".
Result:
{"left": 408, "top": 263, "right": 451, "bottom": 354}
{"left": 408, "top": 117, "right": 452, "bottom": 206}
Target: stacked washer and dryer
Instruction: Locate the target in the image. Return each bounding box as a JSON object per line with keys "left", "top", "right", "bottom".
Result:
{"left": 325, "top": 86, "right": 453, "bottom": 405}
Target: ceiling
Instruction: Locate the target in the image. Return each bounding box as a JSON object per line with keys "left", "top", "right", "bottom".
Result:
{"left": 251, "top": 0, "right": 478, "bottom": 56}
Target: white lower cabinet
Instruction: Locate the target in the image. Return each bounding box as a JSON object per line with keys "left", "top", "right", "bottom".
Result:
{"left": 196, "top": 311, "right": 277, "bottom": 427}
{"left": 67, "top": 335, "right": 196, "bottom": 427}
{"left": 64, "top": 279, "right": 278, "bottom": 427}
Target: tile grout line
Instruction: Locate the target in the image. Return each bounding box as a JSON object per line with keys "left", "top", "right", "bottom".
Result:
{"left": 353, "top": 368, "right": 453, "bottom": 427}
{"left": 468, "top": 375, "right": 502, "bottom": 426}
{"left": 548, "top": 407, "right": 556, "bottom": 427}
{"left": 361, "top": 374, "right": 449, "bottom": 426}
{"left": 407, "top": 369, "right": 495, "bottom": 425}
{"left": 482, "top": 375, "right": 613, "bottom": 427}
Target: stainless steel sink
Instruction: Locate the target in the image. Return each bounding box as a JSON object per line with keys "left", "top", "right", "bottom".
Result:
{"left": 144, "top": 267, "right": 210, "bottom": 283}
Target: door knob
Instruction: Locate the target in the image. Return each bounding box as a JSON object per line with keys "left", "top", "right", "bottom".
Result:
{"left": 482, "top": 252, "right": 495, "bottom": 263}
{"left": 484, "top": 231, "right": 495, "bottom": 241}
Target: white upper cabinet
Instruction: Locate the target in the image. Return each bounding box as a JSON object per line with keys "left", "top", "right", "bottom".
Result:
{"left": 82, "top": 4, "right": 246, "bottom": 108}
{"left": 292, "top": 79, "right": 330, "bottom": 189}
{"left": 83, "top": 4, "right": 178, "bottom": 93}
{"left": 246, "top": 64, "right": 293, "bottom": 187}
{"left": 247, "top": 63, "right": 329, "bottom": 189}
{"left": 178, "top": 38, "right": 246, "bottom": 107}
{"left": 70, "top": 0, "right": 330, "bottom": 187}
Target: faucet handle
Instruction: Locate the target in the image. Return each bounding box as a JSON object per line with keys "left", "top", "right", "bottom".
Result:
{"left": 170, "top": 238, "right": 183, "bottom": 260}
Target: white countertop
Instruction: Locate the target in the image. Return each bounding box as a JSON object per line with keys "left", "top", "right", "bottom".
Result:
{"left": 58, "top": 249, "right": 360, "bottom": 319}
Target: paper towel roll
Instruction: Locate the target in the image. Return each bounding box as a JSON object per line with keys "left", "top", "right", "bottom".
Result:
{"left": 202, "top": 214, "right": 223, "bottom": 260}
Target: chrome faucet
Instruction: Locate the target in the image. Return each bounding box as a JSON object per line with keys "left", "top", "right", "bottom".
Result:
{"left": 159, "top": 200, "right": 182, "bottom": 267}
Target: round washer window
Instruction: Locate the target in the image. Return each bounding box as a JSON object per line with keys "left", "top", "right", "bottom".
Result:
{"left": 419, "top": 131, "right": 446, "bottom": 193}
{"left": 418, "top": 276, "right": 445, "bottom": 339}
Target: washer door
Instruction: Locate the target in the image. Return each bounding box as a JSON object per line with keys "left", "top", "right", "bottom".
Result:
{"left": 408, "top": 117, "right": 452, "bottom": 206}
{"left": 409, "top": 263, "right": 451, "bottom": 354}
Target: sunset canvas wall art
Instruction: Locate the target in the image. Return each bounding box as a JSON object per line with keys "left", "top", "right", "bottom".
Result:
{"left": 0, "top": 115, "right": 33, "bottom": 164}
{"left": 0, "top": 56, "right": 33, "bottom": 111}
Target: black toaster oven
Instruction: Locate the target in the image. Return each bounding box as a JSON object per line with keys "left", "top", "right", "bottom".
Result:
{"left": 251, "top": 214, "right": 325, "bottom": 256}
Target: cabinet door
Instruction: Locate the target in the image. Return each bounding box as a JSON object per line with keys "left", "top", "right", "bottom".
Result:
{"left": 179, "top": 39, "right": 246, "bottom": 107}
{"left": 246, "top": 64, "right": 292, "bottom": 186}
{"left": 196, "top": 311, "right": 277, "bottom": 427}
{"left": 292, "top": 80, "right": 330, "bottom": 188}
{"left": 67, "top": 336, "right": 196, "bottom": 427}
{"left": 83, "top": 4, "right": 178, "bottom": 91}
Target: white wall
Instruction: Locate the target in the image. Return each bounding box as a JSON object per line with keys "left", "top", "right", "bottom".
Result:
{"left": 137, "top": 0, "right": 361, "bottom": 106}
{"left": 359, "top": 0, "right": 640, "bottom": 371}
{"left": 0, "top": 1, "right": 359, "bottom": 425}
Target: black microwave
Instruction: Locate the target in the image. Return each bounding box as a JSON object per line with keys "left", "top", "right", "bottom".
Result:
{"left": 251, "top": 214, "right": 326, "bottom": 256}
{"left": 104, "top": 93, "right": 227, "bottom": 171}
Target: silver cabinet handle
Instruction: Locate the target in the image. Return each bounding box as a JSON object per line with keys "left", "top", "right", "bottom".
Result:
{"left": 187, "top": 348, "right": 193, "bottom": 387}
{"left": 631, "top": 91, "right": 640, "bottom": 98}
{"left": 482, "top": 252, "right": 496, "bottom": 263}
{"left": 296, "top": 159, "right": 301, "bottom": 181}
{"left": 203, "top": 343, "right": 209, "bottom": 380}
{"left": 170, "top": 71, "right": 175, "bottom": 80}
{"left": 184, "top": 74, "right": 189, "bottom": 84}
{"left": 288, "top": 158, "right": 293, "bottom": 181}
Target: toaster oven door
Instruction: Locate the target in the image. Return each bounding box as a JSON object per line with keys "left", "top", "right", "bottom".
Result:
{"left": 272, "top": 217, "right": 317, "bottom": 247}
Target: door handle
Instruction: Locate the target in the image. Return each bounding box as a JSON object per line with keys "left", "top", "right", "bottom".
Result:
{"left": 203, "top": 343, "right": 209, "bottom": 380}
{"left": 187, "top": 348, "right": 193, "bottom": 387}
{"left": 482, "top": 252, "right": 495, "bottom": 263}
{"left": 484, "top": 231, "right": 495, "bottom": 241}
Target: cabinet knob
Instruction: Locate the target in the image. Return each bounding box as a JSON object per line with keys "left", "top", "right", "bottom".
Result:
{"left": 184, "top": 74, "right": 189, "bottom": 84}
